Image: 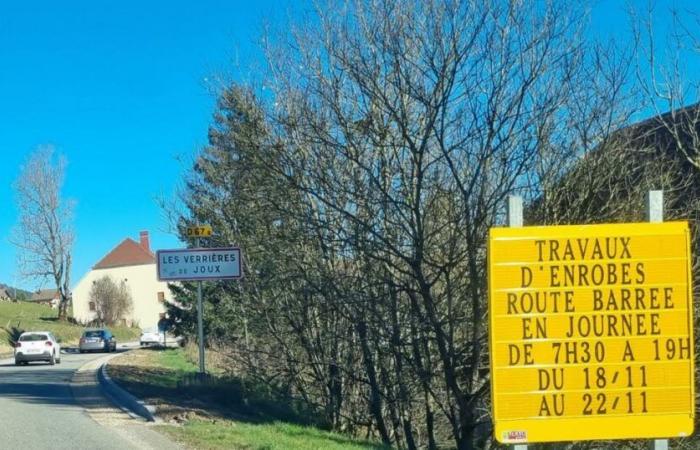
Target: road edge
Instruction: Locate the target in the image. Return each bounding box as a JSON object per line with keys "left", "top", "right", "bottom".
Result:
{"left": 70, "top": 344, "right": 159, "bottom": 423}
{"left": 98, "top": 361, "right": 158, "bottom": 422}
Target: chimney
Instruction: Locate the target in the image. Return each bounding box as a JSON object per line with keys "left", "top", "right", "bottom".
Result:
{"left": 139, "top": 231, "right": 150, "bottom": 252}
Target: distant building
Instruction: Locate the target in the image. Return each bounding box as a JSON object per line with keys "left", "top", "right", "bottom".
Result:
{"left": 28, "top": 289, "right": 60, "bottom": 308}
{"left": 72, "top": 231, "right": 173, "bottom": 329}
{"left": 0, "top": 288, "right": 11, "bottom": 302}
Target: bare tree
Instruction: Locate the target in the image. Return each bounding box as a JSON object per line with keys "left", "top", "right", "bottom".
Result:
{"left": 632, "top": 3, "right": 700, "bottom": 169}
{"left": 171, "top": 2, "right": 642, "bottom": 449}
{"left": 260, "top": 1, "right": 634, "bottom": 448}
{"left": 89, "top": 275, "right": 133, "bottom": 326}
{"left": 12, "top": 147, "right": 74, "bottom": 321}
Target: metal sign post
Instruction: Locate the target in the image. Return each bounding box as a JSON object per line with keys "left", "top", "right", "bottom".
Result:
{"left": 508, "top": 196, "right": 527, "bottom": 450}
{"left": 646, "top": 190, "right": 668, "bottom": 450}
{"left": 196, "top": 236, "right": 205, "bottom": 376}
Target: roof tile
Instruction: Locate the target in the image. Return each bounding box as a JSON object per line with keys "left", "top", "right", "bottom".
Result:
{"left": 93, "top": 238, "right": 155, "bottom": 270}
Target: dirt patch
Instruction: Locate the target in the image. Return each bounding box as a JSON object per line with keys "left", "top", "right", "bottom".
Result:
{"left": 107, "top": 349, "right": 250, "bottom": 426}
{"left": 108, "top": 347, "right": 321, "bottom": 428}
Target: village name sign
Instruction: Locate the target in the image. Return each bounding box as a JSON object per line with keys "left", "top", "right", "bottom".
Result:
{"left": 157, "top": 247, "right": 242, "bottom": 281}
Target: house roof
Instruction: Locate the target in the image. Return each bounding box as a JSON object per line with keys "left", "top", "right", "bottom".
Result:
{"left": 611, "top": 102, "right": 700, "bottom": 156}
{"left": 0, "top": 288, "right": 10, "bottom": 298}
{"left": 93, "top": 238, "right": 155, "bottom": 270}
{"left": 29, "top": 289, "right": 59, "bottom": 302}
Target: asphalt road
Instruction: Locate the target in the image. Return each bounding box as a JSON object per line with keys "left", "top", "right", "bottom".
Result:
{"left": 0, "top": 345, "right": 179, "bottom": 450}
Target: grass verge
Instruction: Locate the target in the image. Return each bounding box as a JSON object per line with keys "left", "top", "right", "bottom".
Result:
{"left": 108, "top": 348, "right": 387, "bottom": 450}
{"left": 162, "top": 419, "right": 388, "bottom": 450}
{"left": 0, "top": 301, "right": 141, "bottom": 354}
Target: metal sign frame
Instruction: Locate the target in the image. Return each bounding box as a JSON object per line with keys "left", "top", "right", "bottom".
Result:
{"left": 488, "top": 221, "right": 695, "bottom": 444}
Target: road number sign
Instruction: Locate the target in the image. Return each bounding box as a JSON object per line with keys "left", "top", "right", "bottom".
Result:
{"left": 488, "top": 222, "right": 694, "bottom": 443}
{"left": 186, "top": 225, "right": 212, "bottom": 238}
{"left": 157, "top": 247, "right": 242, "bottom": 281}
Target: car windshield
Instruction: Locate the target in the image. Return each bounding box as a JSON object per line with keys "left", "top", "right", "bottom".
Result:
{"left": 19, "top": 334, "right": 48, "bottom": 342}
{"left": 83, "top": 331, "right": 104, "bottom": 338}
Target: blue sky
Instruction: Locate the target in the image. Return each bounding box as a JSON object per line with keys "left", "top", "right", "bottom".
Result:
{"left": 0, "top": 1, "right": 697, "bottom": 291}
{"left": 0, "top": 0, "right": 300, "bottom": 290}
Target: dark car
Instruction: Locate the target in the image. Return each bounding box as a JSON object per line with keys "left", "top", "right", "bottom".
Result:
{"left": 79, "top": 329, "right": 117, "bottom": 353}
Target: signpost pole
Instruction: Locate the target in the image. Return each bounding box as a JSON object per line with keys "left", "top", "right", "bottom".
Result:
{"left": 646, "top": 190, "right": 667, "bottom": 450}
{"left": 508, "top": 195, "right": 527, "bottom": 450}
{"left": 196, "top": 236, "right": 206, "bottom": 376}
{"left": 646, "top": 190, "right": 663, "bottom": 223}
{"left": 507, "top": 195, "right": 523, "bottom": 228}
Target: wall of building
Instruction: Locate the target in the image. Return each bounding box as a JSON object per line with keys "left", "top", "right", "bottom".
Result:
{"left": 72, "top": 263, "right": 172, "bottom": 330}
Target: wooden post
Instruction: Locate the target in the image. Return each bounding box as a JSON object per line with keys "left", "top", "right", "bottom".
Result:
{"left": 646, "top": 190, "right": 667, "bottom": 450}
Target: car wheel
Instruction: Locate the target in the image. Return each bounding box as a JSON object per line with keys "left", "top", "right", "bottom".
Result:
{"left": 49, "top": 352, "right": 55, "bottom": 365}
{"left": 56, "top": 357, "right": 61, "bottom": 364}
{"left": 14, "top": 359, "right": 21, "bottom": 366}
{"left": 79, "top": 349, "right": 84, "bottom": 354}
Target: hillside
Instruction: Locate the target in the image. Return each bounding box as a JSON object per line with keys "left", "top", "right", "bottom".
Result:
{"left": 0, "top": 283, "right": 32, "bottom": 300}
{"left": 0, "top": 302, "right": 141, "bottom": 354}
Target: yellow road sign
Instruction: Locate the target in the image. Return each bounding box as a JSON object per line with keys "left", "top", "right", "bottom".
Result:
{"left": 488, "top": 222, "right": 694, "bottom": 444}
{"left": 186, "top": 225, "right": 212, "bottom": 238}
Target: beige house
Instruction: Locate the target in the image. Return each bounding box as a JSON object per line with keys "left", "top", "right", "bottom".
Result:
{"left": 72, "top": 231, "right": 173, "bottom": 329}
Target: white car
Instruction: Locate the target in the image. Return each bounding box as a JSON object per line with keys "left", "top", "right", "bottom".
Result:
{"left": 140, "top": 328, "right": 162, "bottom": 347}
{"left": 14, "top": 331, "right": 62, "bottom": 365}
{"left": 140, "top": 328, "right": 183, "bottom": 347}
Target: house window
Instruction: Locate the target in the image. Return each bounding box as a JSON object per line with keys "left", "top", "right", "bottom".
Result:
{"left": 89, "top": 302, "right": 96, "bottom": 312}
{"left": 157, "top": 292, "right": 165, "bottom": 303}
